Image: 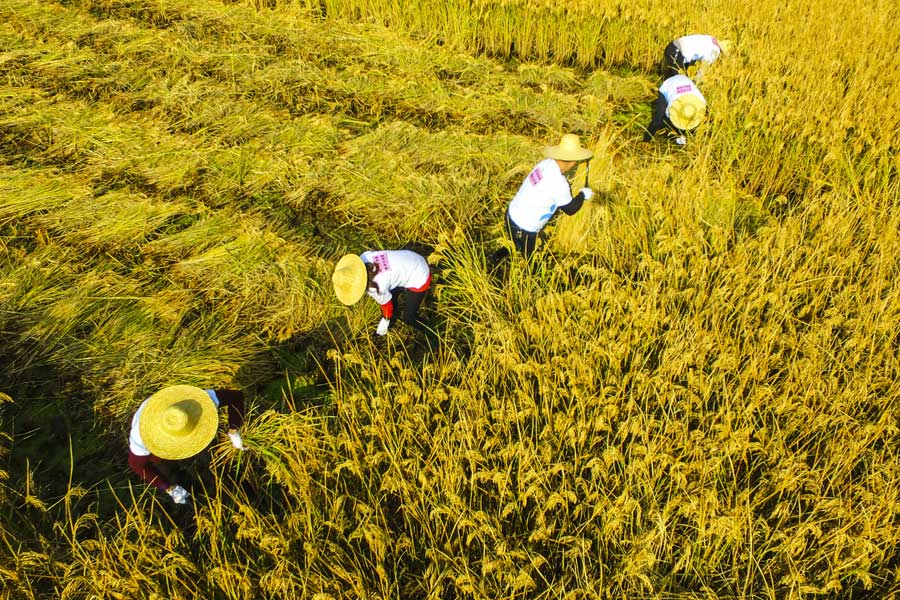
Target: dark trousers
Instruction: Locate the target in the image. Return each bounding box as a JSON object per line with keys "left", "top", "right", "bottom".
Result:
{"left": 643, "top": 92, "right": 686, "bottom": 141}
{"left": 662, "top": 42, "right": 686, "bottom": 78}
{"left": 395, "top": 287, "right": 428, "bottom": 327}
{"left": 505, "top": 212, "right": 538, "bottom": 259}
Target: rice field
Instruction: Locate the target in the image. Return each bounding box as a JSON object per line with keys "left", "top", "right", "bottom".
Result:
{"left": 2, "top": 0, "right": 900, "bottom": 598}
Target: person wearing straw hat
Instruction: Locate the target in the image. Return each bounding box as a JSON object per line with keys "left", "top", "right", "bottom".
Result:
{"left": 504, "top": 134, "right": 594, "bottom": 259}
{"left": 643, "top": 74, "right": 707, "bottom": 145}
{"left": 127, "top": 385, "right": 245, "bottom": 504}
{"left": 332, "top": 249, "right": 432, "bottom": 337}
{"left": 661, "top": 34, "right": 732, "bottom": 79}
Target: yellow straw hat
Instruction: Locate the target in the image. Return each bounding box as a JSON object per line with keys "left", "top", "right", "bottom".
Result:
{"left": 543, "top": 134, "right": 594, "bottom": 162}
{"left": 718, "top": 39, "right": 733, "bottom": 54}
{"left": 139, "top": 385, "right": 218, "bottom": 460}
{"left": 332, "top": 254, "right": 367, "bottom": 305}
{"left": 669, "top": 94, "right": 707, "bottom": 130}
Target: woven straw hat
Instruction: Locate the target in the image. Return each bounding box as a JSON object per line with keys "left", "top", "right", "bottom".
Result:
{"left": 332, "top": 254, "right": 367, "bottom": 305}
{"left": 139, "top": 385, "right": 218, "bottom": 460}
{"left": 669, "top": 94, "right": 706, "bottom": 130}
{"left": 543, "top": 134, "right": 593, "bottom": 162}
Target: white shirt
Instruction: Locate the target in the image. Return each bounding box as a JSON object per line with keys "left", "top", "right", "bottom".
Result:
{"left": 129, "top": 389, "right": 219, "bottom": 456}
{"left": 673, "top": 35, "right": 722, "bottom": 65}
{"left": 659, "top": 75, "right": 705, "bottom": 116}
{"left": 361, "top": 250, "right": 430, "bottom": 306}
{"left": 507, "top": 159, "right": 573, "bottom": 233}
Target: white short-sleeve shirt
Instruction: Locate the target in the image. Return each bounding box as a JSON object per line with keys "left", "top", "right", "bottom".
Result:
{"left": 129, "top": 389, "right": 220, "bottom": 456}
{"left": 361, "top": 250, "right": 430, "bottom": 306}
{"left": 507, "top": 158, "right": 573, "bottom": 233}
{"left": 674, "top": 35, "right": 722, "bottom": 64}
{"left": 659, "top": 75, "right": 705, "bottom": 117}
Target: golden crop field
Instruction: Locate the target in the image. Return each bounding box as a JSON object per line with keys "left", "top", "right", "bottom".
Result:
{"left": 2, "top": 0, "right": 900, "bottom": 597}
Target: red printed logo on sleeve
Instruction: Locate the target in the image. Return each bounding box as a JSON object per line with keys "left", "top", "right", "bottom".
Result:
{"left": 372, "top": 252, "right": 391, "bottom": 272}
{"left": 676, "top": 85, "right": 693, "bottom": 94}
{"left": 528, "top": 167, "right": 544, "bottom": 186}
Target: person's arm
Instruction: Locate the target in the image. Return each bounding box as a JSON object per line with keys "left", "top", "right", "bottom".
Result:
{"left": 378, "top": 299, "right": 394, "bottom": 319}
{"left": 643, "top": 92, "right": 668, "bottom": 141}
{"left": 559, "top": 190, "right": 587, "bottom": 215}
{"left": 214, "top": 389, "right": 245, "bottom": 430}
{"left": 128, "top": 451, "right": 171, "bottom": 491}
{"left": 373, "top": 300, "right": 393, "bottom": 335}
{"left": 365, "top": 283, "right": 394, "bottom": 319}
{"left": 364, "top": 285, "right": 394, "bottom": 335}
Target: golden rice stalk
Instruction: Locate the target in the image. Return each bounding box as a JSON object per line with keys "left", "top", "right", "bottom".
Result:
{"left": 0, "top": 167, "right": 89, "bottom": 226}
{"left": 31, "top": 191, "right": 195, "bottom": 250}
{"left": 551, "top": 126, "right": 619, "bottom": 254}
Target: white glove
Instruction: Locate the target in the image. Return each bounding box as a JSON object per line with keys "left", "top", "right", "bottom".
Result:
{"left": 375, "top": 318, "right": 391, "bottom": 336}
{"left": 228, "top": 430, "right": 244, "bottom": 450}
{"left": 167, "top": 485, "right": 189, "bottom": 504}
{"left": 675, "top": 136, "right": 687, "bottom": 146}
{"left": 580, "top": 187, "right": 594, "bottom": 201}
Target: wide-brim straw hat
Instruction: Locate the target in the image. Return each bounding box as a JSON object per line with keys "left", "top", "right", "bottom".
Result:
{"left": 332, "top": 254, "right": 367, "bottom": 305}
{"left": 669, "top": 94, "right": 707, "bottom": 130}
{"left": 543, "top": 134, "right": 594, "bottom": 162}
{"left": 139, "top": 385, "right": 218, "bottom": 460}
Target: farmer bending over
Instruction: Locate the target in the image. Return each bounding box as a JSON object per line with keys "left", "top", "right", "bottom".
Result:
{"left": 643, "top": 74, "right": 707, "bottom": 145}
{"left": 662, "top": 34, "right": 731, "bottom": 79}
{"left": 505, "top": 134, "right": 594, "bottom": 259}
{"left": 128, "top": 385, "right": 245, "bottom": 505}
{"left": 332, "top": 249, "right": 431, "bottom": 337}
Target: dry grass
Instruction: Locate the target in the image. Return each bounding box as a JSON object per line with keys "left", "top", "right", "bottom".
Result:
{"left": 2, "top": 0, "right": 900, "bottom": 597}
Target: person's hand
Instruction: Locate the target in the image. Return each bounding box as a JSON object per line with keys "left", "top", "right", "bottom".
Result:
{"left": 580, "top": 187, "right": 594, "bottom": 201}
{"left": 675, "top": 136, "right": 687, "bottom": 146}
{"left": 167, "top": 485, "right": 189, "bottom": 505}
{"left": 375, "top": 318, "right": 391, "bottom": 336}
{"left": 228, "top": 429, "right": 244, "bottom": 451}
